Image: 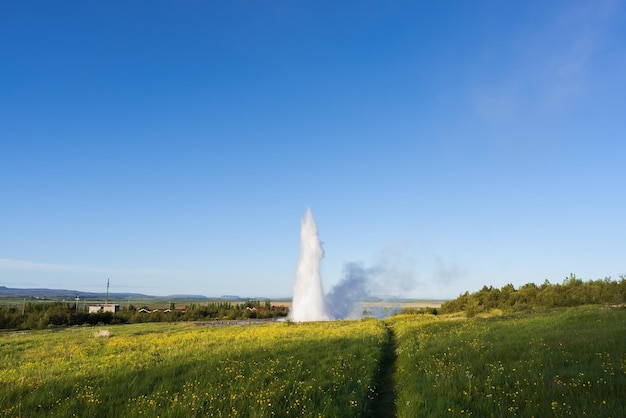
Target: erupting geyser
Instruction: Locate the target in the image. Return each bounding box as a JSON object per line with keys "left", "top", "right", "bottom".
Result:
{"left": 290, "top": 208, "right": 331, "bottom": 321}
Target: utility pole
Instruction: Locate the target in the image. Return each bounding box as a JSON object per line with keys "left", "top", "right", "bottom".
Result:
{"left": 105, "top": 278, "right": 110, "bottom": 307}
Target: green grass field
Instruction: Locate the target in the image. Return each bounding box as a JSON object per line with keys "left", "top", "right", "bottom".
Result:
{"left": 390, "top": 306, "right": 626, "bottom": 417}
{"left": 1, "top": 306, "right": 624, "bottom": 417}
{"left": 1, "top": 319, "right": 388, "bottom": 417}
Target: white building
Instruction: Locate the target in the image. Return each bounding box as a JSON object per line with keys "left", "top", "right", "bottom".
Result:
{"left": 88, "top": 304, "right": 120, "bottom": 314}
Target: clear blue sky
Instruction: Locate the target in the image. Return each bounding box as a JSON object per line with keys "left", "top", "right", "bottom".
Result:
{"left": 1, "top": 1, "right": 625, "bottom": 298}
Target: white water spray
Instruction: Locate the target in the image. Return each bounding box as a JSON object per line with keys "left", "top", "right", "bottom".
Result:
{"left": 290, "top": 208, "right": 331, "bottom": 321}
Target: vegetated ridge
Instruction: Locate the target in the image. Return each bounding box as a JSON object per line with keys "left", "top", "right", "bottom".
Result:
{"left": 439, "top": 274, "right": 626, "bottom": 316}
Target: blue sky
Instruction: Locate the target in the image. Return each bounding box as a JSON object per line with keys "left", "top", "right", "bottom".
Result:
{"left": 1, "top": 0, "right": 625, "bottom": 298}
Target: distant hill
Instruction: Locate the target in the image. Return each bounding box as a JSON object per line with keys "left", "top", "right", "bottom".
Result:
{"left": 0, "top": 286, "right": 207, "bottom": 300}
{"left": 0, "top": 285, "right": 438, "bottom": 303}
{"left": 0, "top": 286, "right": 276, "bottom": 302}
{"left": 166, "top": 294, "right": 213, "bottom": 300}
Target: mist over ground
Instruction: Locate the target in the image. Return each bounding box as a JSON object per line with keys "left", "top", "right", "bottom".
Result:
{"left": 325, "top": 255, "right": 419, "bottom": 319}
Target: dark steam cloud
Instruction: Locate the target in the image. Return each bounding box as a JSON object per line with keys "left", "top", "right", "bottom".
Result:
{"left": 325, "top": 248, "right": 418, "bottom": 319}
{"left": 323, "top": 248, "right": 466, "bottom": 319}
{"left": 325, "top": 262, "right": 376, "bottom": 319}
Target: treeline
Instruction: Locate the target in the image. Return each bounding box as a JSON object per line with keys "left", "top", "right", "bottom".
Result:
{"left": 440, "top": 275, "right": 626, "bottom": 316}
{"left": 0, "top": 300, "right": 288, "bottom": 330}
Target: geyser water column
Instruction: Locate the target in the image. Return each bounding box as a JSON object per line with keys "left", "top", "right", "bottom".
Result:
{"left": 290, "top": 208, "right": 331, "bottom": 321}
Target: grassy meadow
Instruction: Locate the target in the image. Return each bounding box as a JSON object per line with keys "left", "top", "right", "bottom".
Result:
{"left": 1, "top": 306, "right": 624, "bottom": 417}
{"left": 390, "top": 307, "right": 626, "bottom": 417}
{"left": 0, "top": 319, "right": 387, "bottom": 417}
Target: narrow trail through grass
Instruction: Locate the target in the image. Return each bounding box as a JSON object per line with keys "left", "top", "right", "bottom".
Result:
{"left": 372, "top": 323, "right": 397, "bottom": 417}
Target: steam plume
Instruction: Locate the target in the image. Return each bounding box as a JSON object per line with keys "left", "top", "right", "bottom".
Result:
{"left": 290, "top": 209, "right": 418, "bottom": 321}
{"left": 289, "top": 208, "right": 330, "bottom": 321}
{"left": 326, "top": 263, "right": 374, "bottom": 319}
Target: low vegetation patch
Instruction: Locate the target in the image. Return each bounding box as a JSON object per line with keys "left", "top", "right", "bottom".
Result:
{"left": 0, "top": 299, "right": 289, "bottom": 330}
{"left": 92, "top": 328, "right": 111, "bottom": 338}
